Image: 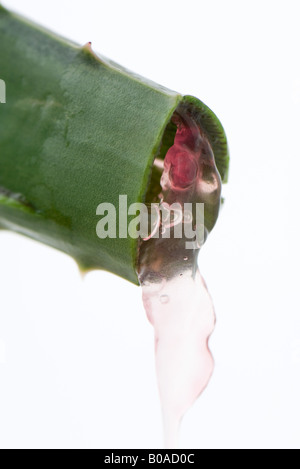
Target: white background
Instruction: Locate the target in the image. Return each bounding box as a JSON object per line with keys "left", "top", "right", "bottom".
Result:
{"left": 1, "top": 0, "right": 300, "bottom": 449}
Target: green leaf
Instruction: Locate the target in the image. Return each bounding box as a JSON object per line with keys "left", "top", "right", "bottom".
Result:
{"left": 0, "top": 6, "right": 229, "bottom": 284}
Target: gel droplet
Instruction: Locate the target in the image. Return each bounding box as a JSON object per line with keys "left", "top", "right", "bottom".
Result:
{"left": 160, "top": 295, "right": 169, "bottom": 304}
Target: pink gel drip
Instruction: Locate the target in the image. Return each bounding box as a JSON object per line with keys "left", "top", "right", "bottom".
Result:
{"left": 138, "top": 112, "right": 221, "bottom": 449}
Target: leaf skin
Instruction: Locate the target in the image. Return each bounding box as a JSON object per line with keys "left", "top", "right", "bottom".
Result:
{"left": 0, "top": 7, "right": 229, "bottom": 284}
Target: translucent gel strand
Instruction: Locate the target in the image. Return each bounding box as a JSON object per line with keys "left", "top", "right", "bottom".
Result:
{"left": 138, "top": 112, "right": 221, "bottom": 449}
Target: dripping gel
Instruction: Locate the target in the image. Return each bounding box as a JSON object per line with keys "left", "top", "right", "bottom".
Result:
{"left": 138, "top": 111, "right": 221, "bottom": 449}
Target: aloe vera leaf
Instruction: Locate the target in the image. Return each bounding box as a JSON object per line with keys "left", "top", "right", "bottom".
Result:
{"left": 0, "top": 6, "right": 229, "bottom": 285}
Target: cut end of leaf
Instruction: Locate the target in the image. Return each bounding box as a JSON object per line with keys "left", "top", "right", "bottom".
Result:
{"left": 180, "top": 96, "right": 229, "bottom": 183}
